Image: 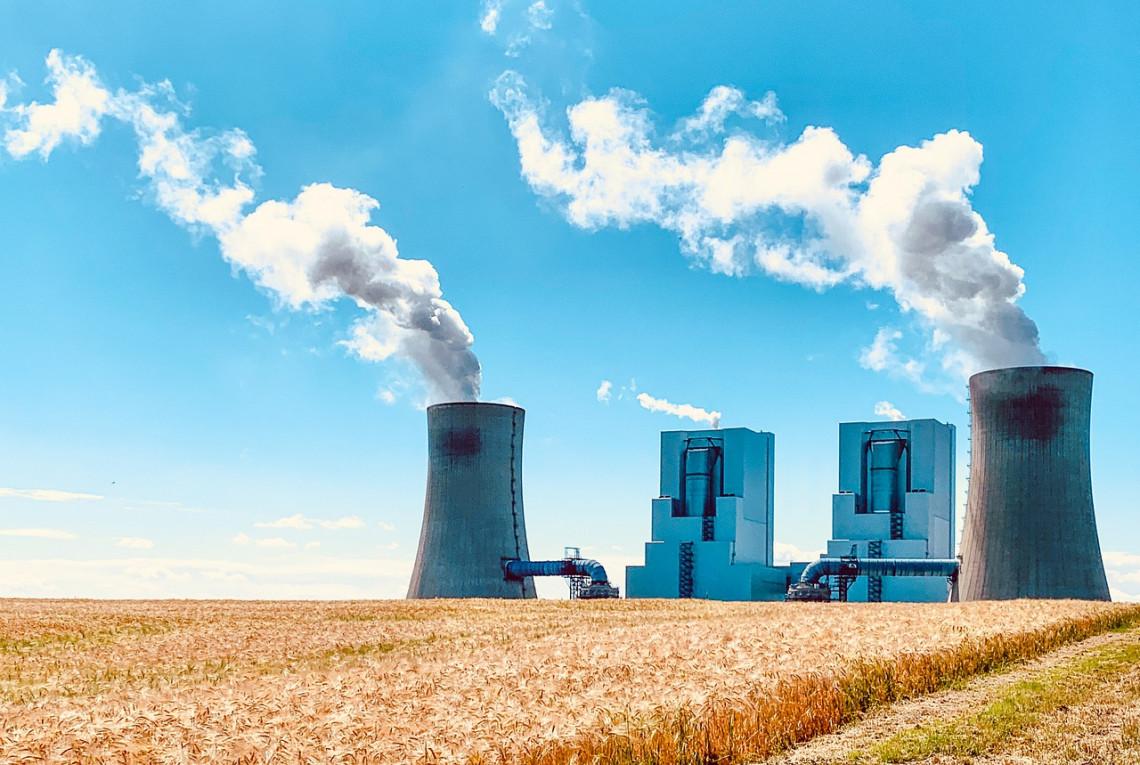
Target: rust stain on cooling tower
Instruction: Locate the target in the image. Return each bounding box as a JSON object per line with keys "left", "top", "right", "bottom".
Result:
{"left": 959, "top": 366, "right": 1110, "bottom": 601}
{"left": 1003, "top": 385, "right": 1062, "bottom": 441}
{"left": 441, "top": 428, "right": 481, "bottom": 457}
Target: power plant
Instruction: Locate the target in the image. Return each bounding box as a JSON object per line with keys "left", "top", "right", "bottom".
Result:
{"left": 959, "top": 367, "right": 1110, "bottom": 600}
{"left": 407, "top": 365, "right": 1112, "bottom": 603}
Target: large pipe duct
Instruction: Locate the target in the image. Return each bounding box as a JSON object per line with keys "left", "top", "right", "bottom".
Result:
{"left": 503, "top": 558, "right": 611, "bottom": 585}
{"left": 408, "top": 402, "right": 536, "bottom": 599}
{"left": 797, "top": 557, "right": 959, "bottom": 585}
{"left": 959, "top": 366, "right": 1110, "bottom": 601}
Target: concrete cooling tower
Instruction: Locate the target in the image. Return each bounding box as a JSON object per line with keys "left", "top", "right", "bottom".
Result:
{"left": 407, "top": 402, "right": 536, "bottom": 599}
{"left": 959, "top": 366, "right": 1110, "bottom": 601}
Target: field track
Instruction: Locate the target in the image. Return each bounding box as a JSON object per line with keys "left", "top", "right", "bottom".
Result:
{"left": 1, "top": 599, "right": 1137, "bottom": 764}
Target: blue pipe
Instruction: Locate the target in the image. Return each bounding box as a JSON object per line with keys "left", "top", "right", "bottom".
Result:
{"left": 799, "top": 557, "right": 959, "bottom": 585}
{"left": 503, "top": 558, "right": 611, "bottom": 584}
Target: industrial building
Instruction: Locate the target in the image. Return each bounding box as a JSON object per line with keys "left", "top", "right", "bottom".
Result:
{"left": 822, "top": 419, "right": 957, "bottom": 602}
{"left": 625, "top": 427, "right": 789, "bottom": 600}
{"left": 959, "top": 367, "right": 1110, "bottom": 600}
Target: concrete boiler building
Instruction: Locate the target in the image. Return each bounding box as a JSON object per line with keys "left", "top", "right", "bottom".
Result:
{"left": 822, "top": 419, "right": 957, "bottom": 602}
{"left": 625, "top": 427, "right": 789, "bottom": 600}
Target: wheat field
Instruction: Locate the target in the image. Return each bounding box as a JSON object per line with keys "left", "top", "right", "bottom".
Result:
{"left": 0, "top": 598, "right": 1136, "bottom": 764}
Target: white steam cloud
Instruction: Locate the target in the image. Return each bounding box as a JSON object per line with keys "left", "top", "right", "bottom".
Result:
{"left": 595, "top": 379, "right": 613, "bottom": 402}
{"left": 490, "top": 74, "right": 1046, "bottom": 385}
{"left": 1, "top": 51, "right": 479, "bottom": 403}
{"left": 874, "top": 401, "right": 907, "bottom": 422}
{"left": 636, "top": 392, "right": 721, "bottom": 428}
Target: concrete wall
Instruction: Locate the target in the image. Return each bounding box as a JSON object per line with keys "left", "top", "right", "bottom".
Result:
{"left": 408, "top": 402, "right": 536, "bottom": 598}
{"left": 959, "top": 366, "right": 1110, "bottom": 601}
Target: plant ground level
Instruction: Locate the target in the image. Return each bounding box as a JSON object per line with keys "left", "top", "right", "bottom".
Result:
{"left": 768, "top": 624, "right": 1140, "bottom": 764}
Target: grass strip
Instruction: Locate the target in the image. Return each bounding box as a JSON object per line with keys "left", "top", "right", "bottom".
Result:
{"left": 866, "top": 628, "right": 1140, "bottom": 762}
{"left": 500, "top": 605, "right": 1140, "bottom": 765}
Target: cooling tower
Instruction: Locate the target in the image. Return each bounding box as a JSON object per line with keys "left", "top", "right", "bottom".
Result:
{"left": 407, "top": 402, "right": 536, "bottom": 598}
{"left": 959, "top": 366, "right": 1110, "bottom": 601}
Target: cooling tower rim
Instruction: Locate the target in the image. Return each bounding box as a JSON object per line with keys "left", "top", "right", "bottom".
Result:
{"left": 426, "top": 401, "right": 524, "bottom": 414}
{"left": 969, "top": 365, "right": 1091, "bottom": 385}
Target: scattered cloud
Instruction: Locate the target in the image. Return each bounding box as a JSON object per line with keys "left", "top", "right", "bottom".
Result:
{"left": 232, "top": 533, "right": 250, "bottom": 546}
{"left": 255, "top": 537, "right": 296, "bottom": 550}
{"left": 874, "top": 400, "right": 906, "bottom": 422}
{"left": 636, "top": 392, "right": 721, "bottom": 428}
{"left": 378, "top": 522, "right": 396, "bottom": 532}
{"left": 0, "top": 487, "right": 103, "bottom": 502}
{"left": 116, "top": 537, "right": 155, "bottom": 549}
{"left": 480, "top": 0, "right": 502, "bottom": 34}
{"left": 527, "top": 0, "right": 553, "bottom": 31}
{"left": 596, "top": 379, "right": 613, "bottom": 403}
{"left": 254, "top": 513, "right": 313, "bottom": 530}
{"left": 2, "top": 50, "right": 480, "bottom": 404}
{"left": 491, "top": 75, "right": 1045, "bottom": 388}
{"left": 0, "top": 556, "right": 415, "bottom": 599}
{"left": 318, "top": 516, "right": 366, "bottom": 530}
{"left": 305, "top": 541, "right": 321, "bottom": 550}
{"left": 1104, "top": 551, "right": 1140, "bottom": 602}
{"left": 773, "top": 541, "right": 825, "bottom": 566}
{"left": 0, "top": 528, "right": 78, "bottom": 539}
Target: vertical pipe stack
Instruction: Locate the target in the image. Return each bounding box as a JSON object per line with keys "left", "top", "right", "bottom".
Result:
{"left": 407, "top": 402, "right": 536, "bottom": 599}
{"left": 959, "top": 366, "right": 1110, "bottom": 601}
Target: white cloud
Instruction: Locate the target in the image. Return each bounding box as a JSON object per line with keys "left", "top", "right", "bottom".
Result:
{"left": 0, "top": 487, "right": 103, "bottom": 502}
{"left": 1103, "top": 551, "right": 1140, "bottom": 568}
{"left": 480, "top": 0, "right": 502, "bottom": 34}
{"left": 251, "top": 514, "right": 365, "bottom": 532}
{"left": 378, "top": 522, "right": 396, "bottom": 532}
{"left": 0, "top": 528, "right": 78, "bottom": 539}
{"left": 773, "top": 541, "right": 825, "bottom": 566}
{"left": 116, "top": 537, "right": 155, "bottom": 549}
{"left": 255, "top": 537, "right": 296, "bottom": 550}
{"left": 1111, "top": 588, "right": 1140, "bottom": 603}
{"left": 874, "top": 400, "right": 906, "bottom": 422}
{"left": 491, "top": 75, "right": 1045, "bottom": 386}
{"left": 596, "top": 379, "right": 613, "bottom": 403}
{"left": 527, "top": 0, "right": 553, "bottom": 30}
{"left": 859, "top": 327, "right": 931, "bottom": 388}
{"left": 318, "top": 516, "right": 366, "bottom": 530}
{"left": 636, "top": 392, "right": 721, "bottom": 428}
{"left": 4, "top": 49, "right": 110, "bottom": 158}
{"left": 1104, "top": 552, "right": 1140, "bottom": 600}
{"left": 232, "top": 532, "right": 250, "bottom": 546}
{"left": 305, "top": 541, "right": 321, "bottom": 550}
{"left": 254, "top": 513, "right": 313, "bottom": 530}
{"left": 0, "top": 556, "right": 414, "bottom": 599}
{"left": 3, "top": 50, "right": 480, "bottom": 405}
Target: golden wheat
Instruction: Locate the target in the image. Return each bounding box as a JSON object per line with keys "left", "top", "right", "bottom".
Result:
{"left": 0, "top": 598, "right": 1135, "bottom": 764}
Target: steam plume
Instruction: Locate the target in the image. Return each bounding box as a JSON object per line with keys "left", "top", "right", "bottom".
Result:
{"left": 2, "top": 50, "right": 479, "bottom": 403}
{"left": 637, "top": 393, "right": 721, "bottom": 428}
{"left": 874, "top": 401, "right": 906, "bottom": 422}
{"left": 491, "top": 74, "right": 1046, "bottom": 385}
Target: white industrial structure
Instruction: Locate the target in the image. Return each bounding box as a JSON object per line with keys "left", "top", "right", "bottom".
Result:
{"left": 625, "top": 427, "right": 788, "bottom": 600}
{"left": 824, "top": 419, "right": 956, "bottom": 602}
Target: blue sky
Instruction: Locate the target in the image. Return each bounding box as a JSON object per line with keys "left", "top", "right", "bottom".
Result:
{"left": 1, "top": 1, "right": 1137, "bottom": 600}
